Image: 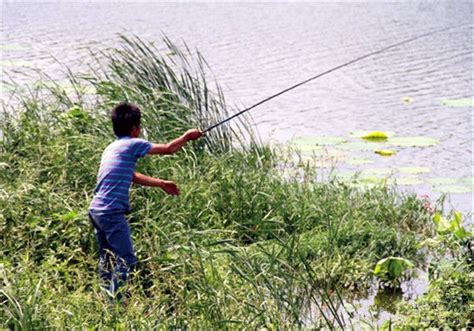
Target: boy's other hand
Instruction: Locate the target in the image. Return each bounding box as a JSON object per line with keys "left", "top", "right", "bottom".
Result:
{"left": 185, "top": 129, "right": 203, "bottom": 141}
{"left": 162, "top": 180, "right": 180, "bottom": 196}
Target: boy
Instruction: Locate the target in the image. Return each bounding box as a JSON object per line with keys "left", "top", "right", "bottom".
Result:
{"left": 88, "top": 102, "right": 202, "bottom": 298}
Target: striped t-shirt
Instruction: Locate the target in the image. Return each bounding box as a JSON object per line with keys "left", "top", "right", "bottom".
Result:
{"left": 89, "top": 136, "right": 152, "bottom": 214}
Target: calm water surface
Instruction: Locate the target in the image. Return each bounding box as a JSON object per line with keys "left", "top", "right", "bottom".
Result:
{"left": 1, "top": 2, "right": 473, "bottom": 216}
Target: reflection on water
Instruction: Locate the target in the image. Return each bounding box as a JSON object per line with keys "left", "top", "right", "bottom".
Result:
{"left": 1, "top": 2, "right": 472, "bottom": 215}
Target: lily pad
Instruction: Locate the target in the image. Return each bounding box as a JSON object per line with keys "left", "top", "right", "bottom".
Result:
{"left": 426, "top": 178, "right": 459, "bottom": 186}
{"left": 339, "top": 142, "right": 383, "bottom": 151}
{"left": 359, "top": 176, "right": 387, "bottom": 184}
{"left": 0, "top": 44, "right": 26, "bottom": 51}
{"left": 402, "top": 96, "right": 413, "bottom": 104}
{"left": 351, "top": 131, "right": 394, "bottom": 139}
{"left": 361, "top": 131, "right": 389, "bottom": 141}
{"left": 0, "top": 60, "right": 35, "bottom": 68}
{"left": 374, "top": 149, "right": 396, "bottom": 156}
{"left": 287, "top": 144, "right": 324, "bottom": 153}
{"left": 346, "top": 158, "right": 374, "bottom": 166}
{"left": 362, "top": 168, "right": 394, "bottom": 176}
{"left": 399, "top": 167, "right": 431, "bottom": 174}
{"left": 387, "top": 137, "right": 438, "bottom": 147}
{"left": 441, "top": 98, "right": 473, "bottom": 107}
{"left": 349, "top": 182, "right": 379, "bottom": 190}
{"left": 433, "top": 185, "right": 473, "bottom": 194}
{"left": 459, "top": 177, "right": 474, "bottom": 186}
{"left": 290, "top": 136, "right": 347, "bottom": 147}
{"left": 331, "top": 171, "right": 357, "bottom": 180}
{"left": 388, "top": 177, "right": 424, "bottom": 186}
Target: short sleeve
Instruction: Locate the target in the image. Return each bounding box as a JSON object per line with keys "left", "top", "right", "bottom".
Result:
{"left": 131, "top": 138, "right": 152, "bottom": 158}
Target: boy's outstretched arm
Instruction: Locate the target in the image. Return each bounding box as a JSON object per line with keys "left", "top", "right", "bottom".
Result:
{"left": 148, "top": 129, "right": 202, "bottom": 155}
{"left": 132, "top": 172, "right": 180, "bottom": 196}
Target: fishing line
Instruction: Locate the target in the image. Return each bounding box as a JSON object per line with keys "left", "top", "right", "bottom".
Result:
{"left": 203, "top": 24, "right": 466, "bottom": 133}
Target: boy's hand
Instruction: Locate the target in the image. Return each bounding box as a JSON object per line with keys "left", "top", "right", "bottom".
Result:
{"left": 185, "top": 129, "right": 203, "bottom": 141}
{"left": 161, "top": 180, "right": 180, "bottom": 196}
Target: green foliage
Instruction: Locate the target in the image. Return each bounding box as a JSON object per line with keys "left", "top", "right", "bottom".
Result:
{"left": 373, "top": 257, "right": 414, "bottom": 286}
{"left": 0, "top": 35, "right": 463, "bottom": 328}
{"left": 393, "top": 210, "right": 473, "bottom": 329}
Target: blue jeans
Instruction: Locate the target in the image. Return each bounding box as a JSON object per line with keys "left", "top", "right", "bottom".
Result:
{"left": 88, "top": 210, "right": 137, "bottom": 299}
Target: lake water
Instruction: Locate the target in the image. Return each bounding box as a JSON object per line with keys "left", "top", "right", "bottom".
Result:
{"left": 1, "top": 2, "right": 473, "bottom": 217}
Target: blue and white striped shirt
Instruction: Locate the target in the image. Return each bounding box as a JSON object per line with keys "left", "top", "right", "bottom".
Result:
{"left": 89, "top": 136, "right": 152, "bottom": 214}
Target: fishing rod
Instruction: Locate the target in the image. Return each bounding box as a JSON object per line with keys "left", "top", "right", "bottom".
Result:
{"left": 203, "top": 24, "right": 464, "bottom": 133}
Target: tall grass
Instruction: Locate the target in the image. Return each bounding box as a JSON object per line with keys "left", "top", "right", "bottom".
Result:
{"left": 1, "top": 36, "right": 441, "bottom": 328}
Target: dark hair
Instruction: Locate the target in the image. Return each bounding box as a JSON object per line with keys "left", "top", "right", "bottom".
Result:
{"left": 111, "top": 102, "right": 141, "bottom": 136}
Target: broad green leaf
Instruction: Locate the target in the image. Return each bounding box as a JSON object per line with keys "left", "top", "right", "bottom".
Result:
{"left": 402, "top": 96, "right": 413, "bottom": 104}
{"left": 350, "top": 130, "right": 394, "bottom": 138}
{"left": 0, "top": 60, "right": 35, "bottom": 68}
{"left": 453, "top": 227, "right": 471, "bottom": 241}
{"left": 287, "top": 144, "right": 323, "bottom": 153}
{"left": 346, "top": 158, "right": 374, "bottom": 165}
{"left": 361, "top": 131, "right": 389, "bottom": 141}
{"left": 373, "top": 257, "right": 414, "bottom": 281}
{"left": 441, "top": 98, "right": 473, "bottom": 107}
{"left": 0, "top": 44, "right": 26, "bottom": 51}
{"left": 389, "top": 260, "right": 403, "bottom": 278}
{"left": 289, "top": 136, "right": 347, "bottom": 147}
{"left": 450, "top": 212, "right": 472, "bottom": 240}
{"left": 426, "top": 177, "right": 459, "bottom": 186}
{"left": 460, "top": 177, "right": 474, "bottom": 186}
{"left": 339, "top": 142, "right": 383, "bottom": 151}
{"left": 374, "top": 149, "right": 396, "bottom": 156}
{"left": 387, "top": 137, "right": 438, "bottom": 147}
{"left": 374, "top": 263, "right": 383, "bottom": 275}
{"left": 388, "top": 177, "right": 424, "bottom": 186}
{"left": 432, "top": 212, "right": 452, "bottom": 234}
{"left": 398, "top": 167, "right": 430, "bottom": 174}
{"left": 433, "top": 185, "right": 473, "bottom": 194}
{"left": 362, "top": 168, "right": 394, "bottom": 176}
{"left": 331, "top": 171, "right": 356, "bottom": 180}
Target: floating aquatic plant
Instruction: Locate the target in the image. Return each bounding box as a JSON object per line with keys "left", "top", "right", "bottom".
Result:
{"left": 0, "top": 44, "right": 26, "bottom": 51}
{"left": 350, "top": 130, "right": 394, "bottom": 139}
{"left": 361, "top": 131, "right": 389, "bottom": 141}
{"left": 374, "top": 149, "right": 396, "bottom": 156}
{"left": 289, "top": 136, "right": 347, "bottom": 147}
{"left": 426, "top": 177, "right": 459, "bottom": 186}
{"left": 387, "top": 137, "right": 438, "bottom": 147}
{"left": 398, "top": 167, "right": 431, "bottom": 174}
{"left": 432, "top": 185, "right": 473, "bottom": 194}
{"left": 361, "top": 168, "right": 394, "bottom": 176}
{"left": 339, "top": 141, "right": 383, "bottom": 151}
{"left": 0, "top": 60, "right": 34, "bottom": 68}
{"left": 459, "top": 177, "right": 474, "bottom": 186}
{"left": 346, "top": 158, "right": 374, "bottom": 166}
{"left": 388, "top": 177, "right": 424, "bottom": 186}
{"left": 373, "top": 257, "right": 414, "bottom": 286}
{"left": 402, "top": 96, "right": 413, "bottom": 104}
{"left": 440, "top": 98, "right": 473, "bottom": 107}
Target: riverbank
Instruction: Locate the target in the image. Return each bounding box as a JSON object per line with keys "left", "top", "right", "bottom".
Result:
{"left": 1, "top": 37, "right": 472, "bottom": 329}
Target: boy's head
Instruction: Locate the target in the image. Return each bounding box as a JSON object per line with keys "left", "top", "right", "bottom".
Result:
{"left": 111, "top": 102, "right": 141, "bottom": 137}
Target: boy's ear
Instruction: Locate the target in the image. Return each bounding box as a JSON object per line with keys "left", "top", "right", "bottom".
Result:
{"left": 131, "top": 125, "right": 141, "bottom": 137}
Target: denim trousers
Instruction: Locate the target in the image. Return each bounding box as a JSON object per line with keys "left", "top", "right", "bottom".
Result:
{"left": 88, "top": 210, "right": 137, "bottom": 299}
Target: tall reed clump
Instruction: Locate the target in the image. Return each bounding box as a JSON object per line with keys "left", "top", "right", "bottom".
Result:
{"left": 0, "top": 35, "right": 448, "bottom": 328}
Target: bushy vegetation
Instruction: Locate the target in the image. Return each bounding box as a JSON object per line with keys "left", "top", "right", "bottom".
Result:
{"left": 1, "top": 36, "right": 471, "bottom": 329}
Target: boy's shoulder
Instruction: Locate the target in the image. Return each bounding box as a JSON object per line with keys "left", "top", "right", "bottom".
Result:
{"left": 104, "top": 137, "right": 152, "bottom": 158}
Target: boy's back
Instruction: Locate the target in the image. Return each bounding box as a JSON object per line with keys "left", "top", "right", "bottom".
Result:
{"left": 90, "top": 137, "right": 151, "bottom": 214}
